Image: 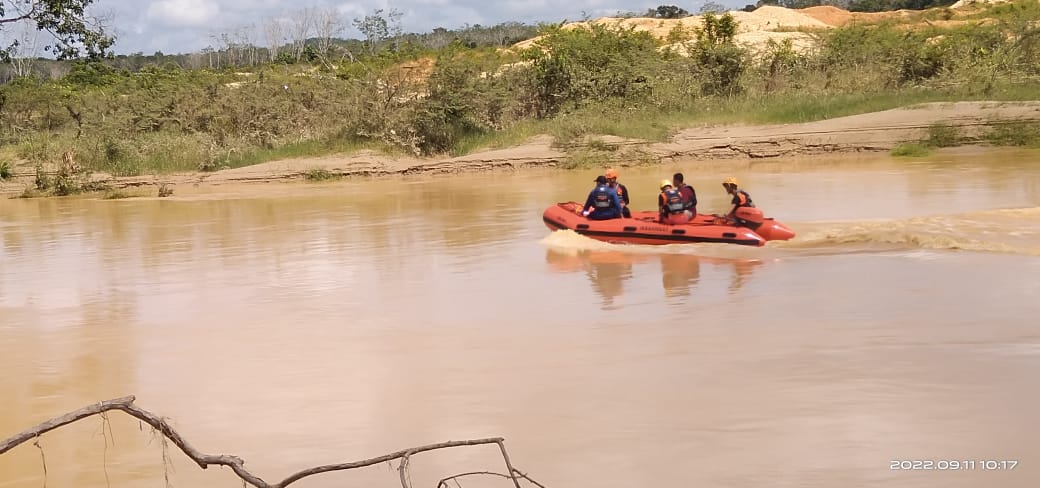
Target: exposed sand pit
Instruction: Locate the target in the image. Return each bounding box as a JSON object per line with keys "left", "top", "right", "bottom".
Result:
{"left": 510, "top": 6, "right": 838, "bottom": 55}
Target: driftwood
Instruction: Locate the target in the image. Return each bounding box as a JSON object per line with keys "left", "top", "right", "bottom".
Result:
{"left": 438, "top": 471, "right": 548, "bottom": 488}
{"left": 0, "top": 395, "right": 542, "bottom": 488}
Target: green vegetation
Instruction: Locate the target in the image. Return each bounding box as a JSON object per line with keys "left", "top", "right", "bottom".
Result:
{"left": 2, "top": 1, "right": 1040, "bottom": 183}
{"left": 984, "top": 120, "right": 1040, "bottom": 147}
{"left": 891, "top": 142, "right": 933, "bottom": 157}
{"left": 891, "top": 118, "right": 1040, "bottom": 157}
{"left": 0, "top": 0, "right": 113, "bottom": 61}
{"left": 926, "top": 123, "right": 960, "bottom": 148}
{"left": 304, "top": 168, "right": 340, "bottom": 181}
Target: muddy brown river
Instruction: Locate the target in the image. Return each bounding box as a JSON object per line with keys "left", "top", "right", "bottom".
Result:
{"left": 2, "top": 149, "right": 1039, "bottom": 488}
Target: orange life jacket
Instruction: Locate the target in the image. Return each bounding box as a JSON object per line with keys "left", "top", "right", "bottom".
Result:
{"left": 660, "top": 189, "right": 684, "bottom": 214}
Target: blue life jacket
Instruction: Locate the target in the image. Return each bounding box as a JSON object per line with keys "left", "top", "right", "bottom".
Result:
{"left": 593, "top": 186, "right": 612, "bottom": 208}
{"left": 662, "top": 189, "right": 684, "bottom": 213}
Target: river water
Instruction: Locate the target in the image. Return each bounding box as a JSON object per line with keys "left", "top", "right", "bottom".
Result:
{"left": 2, "top": 149, "right": 1039, "bottom": 488}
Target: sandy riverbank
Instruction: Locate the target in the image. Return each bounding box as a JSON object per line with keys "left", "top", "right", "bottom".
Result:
{"left": 2, "top": 100, "right": 1039, "bottom": 198}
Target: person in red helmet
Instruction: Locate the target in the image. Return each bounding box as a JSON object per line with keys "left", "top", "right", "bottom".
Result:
{"left": 604, "top": 168, "right": 631, "bottom": 218}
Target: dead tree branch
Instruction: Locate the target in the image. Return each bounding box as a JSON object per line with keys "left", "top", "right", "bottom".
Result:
{"left": 437, "top": 470, "right": 548, "bottom": 488}
{"left": 1, "top": 396, "right": 532, "bottom": 488}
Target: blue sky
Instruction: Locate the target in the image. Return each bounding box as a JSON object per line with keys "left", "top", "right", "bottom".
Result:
{"left": 77, "top": 0, "right": 751, "bottom": 55}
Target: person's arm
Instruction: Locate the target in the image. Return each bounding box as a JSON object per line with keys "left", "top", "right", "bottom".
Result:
{"left": 726, "top": 193, "right": 741, "bottom": 217}
{"left": 620, "top": 184, "right": 630, "bottom": 205}
{"left": 583, "top": 191, "right": 595, "bottom": 214}
{"left": 679, "top": 187, "right": 692, "bottom": 208}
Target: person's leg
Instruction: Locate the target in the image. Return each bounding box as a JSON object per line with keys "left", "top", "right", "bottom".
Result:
{"left": 663, "top": 213, "right": 688, "bottom": 225}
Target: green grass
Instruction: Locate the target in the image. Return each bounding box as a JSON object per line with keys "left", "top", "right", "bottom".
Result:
{"left": 303, "top": 168, "right": 340, "bottom": 181}
{"left": 926, "top": 122, "right": 960, "bottom": 147}
{"left": 891, "top": 142, "right": 933, "bottom": 157}
{"left": 451, "top": 122, "right": 543, "bottom": 156}
{"left": 962, "top": 0, "right": 1040, "bottom": 21}
{"left": 9, "top": 82, "right": 1040, "bottom": 177}
{"left": 449, "top": 81, "right": 1040, "bottom": 156}
{"left": 983, "top": 120, "right": 1040, "bottom": 147}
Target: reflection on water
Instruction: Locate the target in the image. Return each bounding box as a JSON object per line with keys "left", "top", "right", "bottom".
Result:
{"left": 545, "top": 247, "right": 765, "bottom": 303}
{"left": 3, "top": 149, "right": 1040, "bottom": 488}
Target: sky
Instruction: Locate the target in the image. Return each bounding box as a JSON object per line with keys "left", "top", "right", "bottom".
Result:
{"left": 73, "top": 0, "right": 751, "bottom": 56}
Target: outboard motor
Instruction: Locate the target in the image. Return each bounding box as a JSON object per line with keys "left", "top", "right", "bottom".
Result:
{"left": 733, "top": 207, "right": 765, "bottom": 230}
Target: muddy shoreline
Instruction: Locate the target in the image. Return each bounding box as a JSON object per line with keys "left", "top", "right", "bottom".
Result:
{"left": 3, "top": 101, "right": 1040, "bottom": 198}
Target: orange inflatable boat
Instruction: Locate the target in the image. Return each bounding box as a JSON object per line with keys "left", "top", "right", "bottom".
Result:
{"left": 542, "top": 202, "right": 796, "bottom": 246}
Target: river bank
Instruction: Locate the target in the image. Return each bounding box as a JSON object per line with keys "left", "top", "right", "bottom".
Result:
{"left": 2, "top": 100, "right": 1039, "bottom": 199}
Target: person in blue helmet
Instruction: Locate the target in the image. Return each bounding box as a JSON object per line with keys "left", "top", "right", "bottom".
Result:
{"left": 582, "top": 175, "right": 623, "bottom": 220}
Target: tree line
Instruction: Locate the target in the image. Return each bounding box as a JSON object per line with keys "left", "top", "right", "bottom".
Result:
{"left": 1, "top": 0, "right": 1037, "bottom": 188}
{"left": 1, "top": 1, "right": 970, "bottom": 83}
{"left": 0, "top": 5, "right": 540, "bottom": 83}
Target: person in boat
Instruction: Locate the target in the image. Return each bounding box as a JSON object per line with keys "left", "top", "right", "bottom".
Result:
{"left": 604, "top": 168, "right": 631, "bottom": 218}
{"left": 720, "top": 177, "right": 755, "bottom": 225}
{"left": 582, "top": 175, "right": 624, "bottom": 220}
{"left": 658, "top": 180, "right": 693, "bottom": 224}
{"left": 672, "top": 172, "right": 698, "bottom": 215}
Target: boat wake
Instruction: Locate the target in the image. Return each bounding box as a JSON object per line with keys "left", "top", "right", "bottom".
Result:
{"left": 538, "top": 228, "right": 772, "bottom": 260}
{"left": 541, "top": 207, "right": 1040, "bottom": 258}
{"left": 773, "top": 207, "right": 1040, "bottom": 257}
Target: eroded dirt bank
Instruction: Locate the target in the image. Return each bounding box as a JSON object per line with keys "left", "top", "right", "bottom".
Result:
{"left": 2, "top": 101, "right": 1039, "bottom": 198}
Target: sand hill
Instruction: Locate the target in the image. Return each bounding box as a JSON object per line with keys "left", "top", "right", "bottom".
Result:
{"left": 506, "top": 2, "right": 1029, "bottom": 55}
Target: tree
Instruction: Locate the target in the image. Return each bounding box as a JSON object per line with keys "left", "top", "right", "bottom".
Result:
{"left": 9, "top": 18, "right": 41, "bottom": 77}
{"left": 650, "top": 5, "right": 690, "bottom": 18}
{"left": 314, "top": 7, "right": 344, "bottom": 65}
{"left": 352, "top": 8, "right": 403, "bottom": 56}
{"left": 700, "top": 1, "right": 727, "bottom": 14}
{"left": 690, "top": 12, "right": 746, "bottom": 96}
{"left": 0, "top": 0, "right": 115, "bottom": 61}
{"left": 263, "top": 17, "right": 284, "bottom": 62}
{"left": 289, "top": 7, "right": 314, "bottom": 62}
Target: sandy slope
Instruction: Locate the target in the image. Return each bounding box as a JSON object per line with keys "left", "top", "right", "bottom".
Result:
{"left": 2, "top": 101, "right": 1040, "bottom": 197}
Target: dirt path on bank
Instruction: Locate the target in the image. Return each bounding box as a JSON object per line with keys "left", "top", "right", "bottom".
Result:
{"left": 3, "top": 100, "right": 1040, "bottom": 198}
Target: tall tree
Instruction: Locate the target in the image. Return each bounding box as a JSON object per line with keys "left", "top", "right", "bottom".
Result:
{"left": 0, "top": 0, "right": 115, "bottom": 60}
{"left": 263, "top": 17, "right": 284, "bottom": 62}
{"left": 289, "top": 7, "right": 314, "bottom": 62}
{"left": 9, "top": 18, "right": 40, "bottom": 77}
{"left": 353, "top": 8, "right": 403, "bottom": 56}
{"left": 314, "top": 7, "right": 343, "bottom": 65}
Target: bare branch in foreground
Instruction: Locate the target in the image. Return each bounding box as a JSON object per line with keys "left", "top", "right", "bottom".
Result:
{"left": 438, "top": 470, "right": 548, "bottom": 488}
{"left": 0, "top": 396, "right": 536, "bottom": 488}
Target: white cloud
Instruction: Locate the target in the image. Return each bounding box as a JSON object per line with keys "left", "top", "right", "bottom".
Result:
{"left": 146, "top": 0, "right": 221, "bottom": 27}
{"left": 336, "top": 3, "right": 366, "bottom": 18}
{"left": 106, "top": 0, "right": 750, "bottom": 55}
